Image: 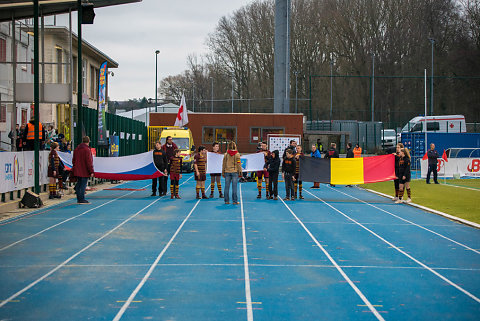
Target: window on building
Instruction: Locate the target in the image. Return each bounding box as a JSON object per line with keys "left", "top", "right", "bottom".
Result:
{"left": 72, "top": 56, "right": 77, "bottom": 91}
{"left": 56, "top": 47, "right": 62, "bottom": 83}
{"left": 0, "top": 38, "right": 6, "bottom": 62}
{"left": 0, "top": 105, "right": 6, "bottom": 123}
{"left": 202, "top": 126, "right": 237, "bottom": 144}
{"left": 82, "top": 59, "right": 87, "bottom": 94}
{"left": 250, "top": 127, "right": 285, "bottom": 143}
{"left": 90, "top": 66, "right": 98, "bottom": 99}
{"left": 64, "top": 51, "right": 69, "bottom": 84}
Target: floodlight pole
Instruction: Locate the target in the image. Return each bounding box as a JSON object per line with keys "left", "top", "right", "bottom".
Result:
{"left": 33, "top": 0, "right": 40, "bottom": 193}
{"left": 155, "top": 50, "right": 159, "bottom": 113}
{"left": 429, "top": 38, "right": 435, "bottom": 116}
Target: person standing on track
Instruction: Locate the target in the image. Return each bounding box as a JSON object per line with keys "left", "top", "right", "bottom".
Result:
{"left": 282, "top": 149, "right": 296, "bottom": 201}
{"left": 325, "top": 143, "right": 339, "bottom": 187}
{"left": 256, "top": 142, "right": 271, "bottom": 199}
{"left": 345, "top": 142, "right": 354, "bottom": 187}
{"left": 152, "top": 141, "right": 168, "bottom": 196}
{"left": 209, "top": 142, "right": 223, "bottom": 198}
{"left": 194, "top": 146, "right": 208, "bottom": 199}
{"left": 294, "top": 145, "right": 305, "bottom": 199}
{"left": 48, "top": 142, "right": 62, "bottom": 199}
{"left": 396, "top": 148, "right": 412, "bottom": 203}
{"left": 393, "top": 143, "right": 404, "bottom": 201}
{"left": 170, "top": 149, "right": 183, "bottom": 199}
{"left": 310, "top": 144, "right": 321, "bottom": 189}
{"left": 72, "top": 136, "right": 94, "bottom": 204}
{"left": 266, "top": 150, "right": 280, "bottom": 200}
{"left": 426, "top": 143, "right": 440, "bottom": 184}
{"left": 222, "top": 141, "right": 242, "bottom": 205}
{"left": 162, "top": 136, "right": 178, "bottom": 173}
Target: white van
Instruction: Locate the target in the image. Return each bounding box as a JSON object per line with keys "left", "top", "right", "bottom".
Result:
{"left": 400, "top": 115, "right": 466, "bottom": 134}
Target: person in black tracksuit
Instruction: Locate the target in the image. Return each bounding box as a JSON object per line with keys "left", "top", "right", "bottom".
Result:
{"left": 393, "top": 143, "right": 404, "bottom": 200}
{"left": 265, "top": 150, "right": 280, "bottom": 200}
{"left": 396, "top": 148, "right": 412, "bottom": 203}
{"left": 345, "top": 142, "right": 354, "bottom": 187}
{"left": 426, "top": 143, "right": 440, "bottom": 184}
{"left": 152, "top": 142, "right": 168, "bottom": 196}
{"left": 325, "top": 143, "right": 339, "bottom": 186}
{"left": 282, "top": 149, "right": 296, "bottom": 200}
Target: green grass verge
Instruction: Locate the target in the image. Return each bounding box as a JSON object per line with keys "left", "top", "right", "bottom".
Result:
{"left": 360, "top": 179, "right": 480, "bottom": 224}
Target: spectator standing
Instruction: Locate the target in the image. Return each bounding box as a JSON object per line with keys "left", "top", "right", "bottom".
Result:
{"left": 294, "top": 145, "right": 305, "bottom": 199}
{"left": 8, "top": 124, "right": 21, "bottom": 151}
{"left": 162, "top": 135, "right": 178, "bottom": 173}
{"left": 316, "top": 139, "right": 323, "bottom": 153}
{"left": 396, "top": 148, "right": 412, "bottom": 203}
{"left": 393, "top": 143, "right": 404, "bottom": 201}
{"left": 45, "top": 125, "right": 57, "bottom": 150}
{"left": 72, "top": 136, "right": 94, "bottom": 204}
{"left": 256, "top": 142, "right": 271, "bottom": 199}
{"left": 151, "top": 141, "right": 168, "bottom": 196}
{"left": 222, "top": 141, "right": 242, "bottom": 205}
{"left": 169, "top": 149, "right": 183, "bottom": 199}
{"left": 209, "top": 142, "right": 223, "bottom": 198}
{"left": 353, "top": 144, "right": 362, "bottom": 158}
{"left": 48, "top": 142, "right": 62, "bottom": 199}
{"left": 310, "top": 144, "right": 321, "bottom": 189}
{"left": 282, "top": 149, "right": 296, "bottom": 200}
{"left": 283, "top": 140, "right": 298, "bottom": 159}
{"left": 266, "top": 150, "right": 280, "bottom": 200}
{"left": 345, "top": 142, "right": 354, "bottom": 187}
{"left": 426, "top": 143, "right": 440, "bottom": 184}
{"left": 23, "top": 118, "right": 45, "bottom": 151}
{"left": 325, "top": 143, "right": 339, "bottom": 187}
{"left": 194, "top": 145, "right": 208, "bottom": 199}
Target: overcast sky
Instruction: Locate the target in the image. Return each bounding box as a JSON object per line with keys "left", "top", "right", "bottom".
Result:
{"left": 55, "top": 0, "right": 251, "bottom": 101}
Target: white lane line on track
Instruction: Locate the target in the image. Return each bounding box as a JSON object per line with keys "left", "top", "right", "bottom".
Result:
{"left": 304, "top": 188, "right": 480, "bottom": 304}
{"left": 330, "top": 186, "right": 480, "bottom": 255}
{"left": 2, "top": 263, "right": 479, "bottom": 271}
{"left": 0, "top": 183, "right": 150, "bottom": 252}
{"left": 112, "top": 182, "right": 205, "bottom": 321}
{"left": 240, "top": 184, "right": 254, "bottom": 321}
{"left": 279, "top": 198, "right": 386, "bottom": 321}
{"left": 0, "top": 194, "right": 163, "bottom": 309}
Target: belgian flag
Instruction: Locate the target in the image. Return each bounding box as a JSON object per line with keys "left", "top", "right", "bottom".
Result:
{"left": 299, "top": 154, "right": 396, "bottom": 185}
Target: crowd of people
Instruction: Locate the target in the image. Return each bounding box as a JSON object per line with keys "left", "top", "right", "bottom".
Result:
{"left": 8, "top": 119, "right": 72, "bottom": 152}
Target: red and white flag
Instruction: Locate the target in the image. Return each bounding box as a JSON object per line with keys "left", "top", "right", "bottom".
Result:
{"left": 442, "top": 149, "right": 448, "bottom": 162}
{"left": 174, "top": 93, "right": 189, "bottom": 127}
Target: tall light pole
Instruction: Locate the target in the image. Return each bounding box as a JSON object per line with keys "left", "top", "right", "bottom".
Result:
{"left": 429, "top": 38, "right": 435, "bottom": 116}
{"left": 210, "top": 77, "right": 214, "bottom": 112}
{"left": 371, "top": 53, "right": 375, "bottom": 122}
{"left": 294, "top": 71, "right": 298, "bottom": 113}
{"left": 330, "top": 59, "right": 333, "bottom": 122}
{"left": 155, "top": 50, "right": 160, "bottom": 113}
{"left": 231, "top": 74, "right": 234, "bottom": 113}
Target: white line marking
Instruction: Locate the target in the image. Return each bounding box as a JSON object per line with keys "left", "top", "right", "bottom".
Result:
{"left": 279, "top": 198, "right": 385, "bottom": 321}
{"left": 112, "top": 199, "right": 202, "bottom": 321}
{"left": 0, "top": 196, "right": 163, "bottom": 309}
{"left": 442, "top": 183, "right": 480, "bottom": 192}
{"left": 1, "top": 263, "right": 479, "bottom": 271}
{"left": 331, "top": 186, "right": 480, "bottom": 254}
{"left": 240, "top": 184, "right": 254, "bottom": 321}
{"left": 0, "top": 184, "right": 150, "bottom": 252}
{"left": 304, "top": 189, "right": 480, "bottom": 304}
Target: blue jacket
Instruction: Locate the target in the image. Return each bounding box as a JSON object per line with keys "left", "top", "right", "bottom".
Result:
{"left": 311, "top": 149, "right": 321, "bottom": 158}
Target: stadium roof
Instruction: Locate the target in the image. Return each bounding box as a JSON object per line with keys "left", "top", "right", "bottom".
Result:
{"left": 0, "top": 0, "right": 142, "bottom": 22}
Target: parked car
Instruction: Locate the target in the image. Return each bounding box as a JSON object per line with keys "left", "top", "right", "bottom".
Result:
{"left": 381, "top": 129, "right": 397, "bottom": 150}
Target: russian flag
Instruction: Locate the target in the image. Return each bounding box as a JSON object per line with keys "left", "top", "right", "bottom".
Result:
{"left": 58, "top": 151, "right": 163, "bottom": 181}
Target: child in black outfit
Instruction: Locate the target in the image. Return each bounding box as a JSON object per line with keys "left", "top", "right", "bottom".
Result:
{"left": 282, "top": 149, "right": 296, "bottom": 200}
{"left": 265, "top": 150, "right": 280, "bottom": 200}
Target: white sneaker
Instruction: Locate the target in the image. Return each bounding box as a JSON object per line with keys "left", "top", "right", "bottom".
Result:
{"left": 395, "top": 199, "right": 402, "bottom": 204}
{"left": 406, "top": 198, "right": 412, "bottom": 203}
{"left": 393, "top": 197, "right": 398, "bottom": 201}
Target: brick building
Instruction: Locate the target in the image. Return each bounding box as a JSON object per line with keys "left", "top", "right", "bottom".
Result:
{"left": 150, "top": 112, "right": 304, "bottom": 153}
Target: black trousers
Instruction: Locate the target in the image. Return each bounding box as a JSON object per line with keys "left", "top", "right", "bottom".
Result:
{"left": 268, "top": 171, "right": 279, "bottom": 197}
{"left": 426, "top": 164, "right": 438, "bottom": 183}
{"left": 152, "top": 176, "right": 167, "bottom": 194}
{"left": 284, "top": 173, "right": 294, "bottom": 198}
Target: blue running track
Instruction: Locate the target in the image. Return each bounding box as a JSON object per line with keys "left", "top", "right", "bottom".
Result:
{"left": 0, "top": 174, "right": 479, "bottom": 320}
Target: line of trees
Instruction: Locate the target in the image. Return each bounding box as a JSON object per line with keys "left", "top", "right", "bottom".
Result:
{"left": 158, "top": 0, "right": 480, "bottom": 126}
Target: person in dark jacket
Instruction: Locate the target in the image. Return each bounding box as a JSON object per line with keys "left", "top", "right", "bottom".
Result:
{"left": 282, "top": 140, "right": 298, "bottom": 159}
{"left": 393, "top": 143, "right": 404, "bottom": 201}
{"left": 346, "top": 142, "right": 354, "bottom": 158}
{"left": 426, "top": 143, "right": 440, "bottom": 184}
{"left": 72, "top": 136, "right": 94, "bottom": 204}
{"left": 325, "top": 143, "right": 339, "bottom": 187}
{"left": 162, "top": 136, "right": 178, "bottom": 173}
{"left": 282, "top": 149, "right": 296, "bottom": 200}
{"left": 265, "top": 150, "right": 280, "bottom": 200}
{"left": 152, "top": 141, "right": 168, "bottom": 196}
{"left": 396, "top": 148, "right": 412, "bottom": 203}
{"left": 294, "top": 145, "right": 305, "bottom": 199}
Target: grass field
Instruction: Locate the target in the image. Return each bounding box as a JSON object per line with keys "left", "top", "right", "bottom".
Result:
{"left": 361, "top": 179, "right": 480, "bottom": 224}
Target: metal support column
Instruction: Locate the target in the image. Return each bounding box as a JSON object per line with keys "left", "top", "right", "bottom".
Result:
{"left": 33, "top": 0, "right": 40, "bottom": 193}
{"left": 76, "top": 0, "right": 83, "bottom": 146}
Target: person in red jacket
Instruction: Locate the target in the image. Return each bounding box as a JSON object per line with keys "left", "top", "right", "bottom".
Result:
{"left": 72, "top": 136, "right": 94, "bottom": 204}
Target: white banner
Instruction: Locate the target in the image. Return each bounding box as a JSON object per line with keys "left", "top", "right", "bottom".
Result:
{"left": 0, "top": 151, "right": 49, "bottom": 193}
{"left": 420, "top": 158, "right": 480, "bottom": 178}
{"left": 206, "top": 152, "right": 265, "bottom": 174}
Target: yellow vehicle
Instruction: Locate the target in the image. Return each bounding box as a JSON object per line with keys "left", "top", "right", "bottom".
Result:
{"left": 148, "top": 126, "right": 195, "bottom": 172}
